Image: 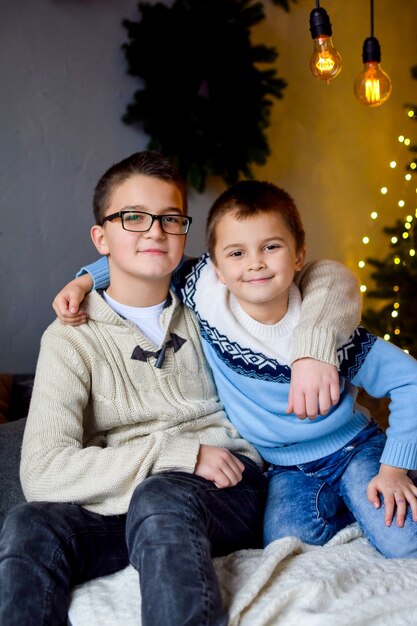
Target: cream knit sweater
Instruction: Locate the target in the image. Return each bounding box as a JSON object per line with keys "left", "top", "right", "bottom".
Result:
{"left": 21, "top": 291, "right": 261, "bottom": 516}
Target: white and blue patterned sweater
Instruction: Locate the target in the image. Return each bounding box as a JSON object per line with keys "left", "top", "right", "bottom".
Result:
{"left": 82, "top": 254, "right": 417, "bottom": 470}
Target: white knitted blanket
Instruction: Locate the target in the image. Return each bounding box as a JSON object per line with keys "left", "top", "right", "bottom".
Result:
{"left": 69, "top": 524, "right": 417, "bottom": 626}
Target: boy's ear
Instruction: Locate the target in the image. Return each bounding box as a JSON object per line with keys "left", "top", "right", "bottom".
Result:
{"left": 295, "top": 247, "right": 306, "bottom": 272}
{"left": 90, "top": 224, "right": 109, "bottom": 256}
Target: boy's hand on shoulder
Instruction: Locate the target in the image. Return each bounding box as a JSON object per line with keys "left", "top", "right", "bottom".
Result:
{"left": 287, "top": 358, "right": 340, "bottom": 419}
{"left": 195, "top": 445, "right": 245, "bottom": 488}
{"left": 52, "top": 275, "right": 92, "bottom": 326}
{"left": 367, "top": 464, "right": 417, "bottom": 528}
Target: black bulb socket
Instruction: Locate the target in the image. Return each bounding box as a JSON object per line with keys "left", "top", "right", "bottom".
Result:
{"left": 309, "top": 7, "right": 332, "bottom": 39}
{"left": 362, "top": 36, "right": 381, "bottom": 63}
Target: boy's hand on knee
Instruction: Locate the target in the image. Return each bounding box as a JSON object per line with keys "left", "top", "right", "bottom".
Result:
{"left": 367, "top": 464, "right": 417, "bottom": 528}
{"left": 195, "top": 445, "right": 245, "bottom": 488}
{"left": 287, "top": 358, "right": 340, "bottom": 419}
{"left": 52, "top": 275, "right": 93, "bottom": 325}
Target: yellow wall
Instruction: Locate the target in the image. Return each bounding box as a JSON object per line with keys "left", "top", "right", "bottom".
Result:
{"left": 251, "top": 0, "right": 417, "bottom": 286}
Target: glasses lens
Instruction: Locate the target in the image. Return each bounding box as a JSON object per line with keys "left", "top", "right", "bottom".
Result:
{"left": 161, "top": 216, "right": 189, "bottom": 234}
{"left": 123, "top": 212, "right": 152, "bottom": 231}
{"left": 122, "top": 211, "right": 189, "bottom": 234}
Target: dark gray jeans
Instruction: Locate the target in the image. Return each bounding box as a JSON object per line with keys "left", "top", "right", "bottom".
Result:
{"left": 0, "top": 455, "right": 266, "bottom": 626}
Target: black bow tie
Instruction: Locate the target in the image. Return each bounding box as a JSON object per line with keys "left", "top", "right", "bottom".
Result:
{"left": 131, "top": 333, "right": 187, "bottom": 369}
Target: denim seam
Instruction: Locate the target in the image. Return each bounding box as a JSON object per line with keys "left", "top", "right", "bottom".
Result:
{"left": 42, "top": 544, "right": 65, "bottom": 626}
{"left": 314, "top": 483, "right": 322, "bottom": 520}
{"left": 42, "top": 530, "right": 88, "bottom": 625}
{"left": 185, "top": 489, "right": 215, "bottom": 626}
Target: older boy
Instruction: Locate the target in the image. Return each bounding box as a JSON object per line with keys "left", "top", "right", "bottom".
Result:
{"left": 0, "top": 152, "right": 267, "bottom": 626}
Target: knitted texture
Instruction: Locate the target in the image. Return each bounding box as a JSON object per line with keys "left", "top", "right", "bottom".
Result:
{"left": 80, "top": 255, "right": 417, "bottom": 468}
{"left": 292, "top": 260, "right": 362, "bottom": 366}
{"left": 175, "top": 255, "right": 417, "bottom": 468}
{"left": 21, "top": 291, "right": 260, "bottom": 515}
{"left": 80, "top": 255, "right": 362, "bottom": 368}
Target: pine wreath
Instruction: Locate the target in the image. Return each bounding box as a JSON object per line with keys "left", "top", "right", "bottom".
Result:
{"left": 122, "top": 0, "right": 287, "bottom": 191}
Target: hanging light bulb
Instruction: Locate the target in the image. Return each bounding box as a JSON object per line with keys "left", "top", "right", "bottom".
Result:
{"left": 354, "top": 37, "right": 392, "bottom": 106}
{"left": 309, "top": 2, "right": 342, "bottom": 83}
{"left": 354, "top": 1, "right": 392, "bottom": 107}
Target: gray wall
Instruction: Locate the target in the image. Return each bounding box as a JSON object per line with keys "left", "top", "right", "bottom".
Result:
{"left": 0, "top": 0, "right": 212, "bottom": 373}
{"left": 1, "top": 0, "right": 417, "bottom": 372}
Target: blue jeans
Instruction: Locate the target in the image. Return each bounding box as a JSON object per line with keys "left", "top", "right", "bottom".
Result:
{"left": 264, "top": 422, "right": 417, "bottom": 558}
{"left": 0, "top": 456, "right": 266, "bottom": 626}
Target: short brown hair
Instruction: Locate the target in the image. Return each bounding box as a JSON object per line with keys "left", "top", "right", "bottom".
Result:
{"left": 206, "top": 180, "right": 305, "bottom": 262}
{"left": 93, "top": 151, "right": 187, "bottom": 225}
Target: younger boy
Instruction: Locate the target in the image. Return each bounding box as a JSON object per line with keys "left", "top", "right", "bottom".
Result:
{"left": 65, "top": 179, "right": 417, "bottom": 558}
{"left": 184, "top": 181, "right": 417, "bottom": 556}
{"left": 0, "top": 152, "right": 267, "bottom": 626}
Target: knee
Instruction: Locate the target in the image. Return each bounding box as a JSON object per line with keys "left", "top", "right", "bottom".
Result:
{"left": 374, "top": 542, "right": 417, "bottom": 559}
{"left": 0, "top": 503, "right": 59, "bottom": 563}
{"left": 263, "top": 514, "right": 331, "bottom": 547}
{"left": 386, "top": 545, "right": 417, "bottom": 559}
{"left": 1, "top": 502, "right": 47, "bottom": 541}
{"left": 263, "top": 481, "right": 345, "bottom": 547}
{"left": 263, "top": 492, "right": 329, "bottom": 546}
{"left": 372, "top": 530, "right": 417, "bottom": 559}
{"left": 129, "top": 474, "right": 193, "bottom": 521}
{"left": 126, "top": 474, "right": 210, "bottom": 564}
{"left": 127, "top": 474, "right": 203, "bottom": 542}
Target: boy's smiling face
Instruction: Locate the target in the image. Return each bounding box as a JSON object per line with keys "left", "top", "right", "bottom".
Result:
{"left": 91, "top": 174, "right": 186, "bottom": 306}
{"left": 213, "top": 210, "right": 305, "bottom": 324}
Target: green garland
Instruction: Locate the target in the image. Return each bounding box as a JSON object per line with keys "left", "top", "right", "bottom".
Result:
{"left": 122, "top": 0, "right": 287, "bottom": 191}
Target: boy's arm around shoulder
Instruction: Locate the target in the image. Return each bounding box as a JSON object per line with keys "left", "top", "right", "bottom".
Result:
{"left": 293, "top": 259, "right": 362, "bottom": 366}
{"left": 52, "top": 273, "right": 93, "bottom": 325}
{"left": 287, "top": 260, "right": 361, "bottom": 419}
{"left": 52, "top": 257, "right": 109, "bottom": 324}
{"left": 52, "top": 255, "right": 198, "bottom": 324}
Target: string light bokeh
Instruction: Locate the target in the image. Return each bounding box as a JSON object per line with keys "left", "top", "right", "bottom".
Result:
{"left": 356, "top": 106, "right": 417, "bottom": 354}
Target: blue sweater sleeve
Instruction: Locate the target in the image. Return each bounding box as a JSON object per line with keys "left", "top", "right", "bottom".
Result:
{"left": 77, "top": 257, "right": 109, "bottom": 290}
{"left": 342, "top": 330, "right": 417, "bottom": 469}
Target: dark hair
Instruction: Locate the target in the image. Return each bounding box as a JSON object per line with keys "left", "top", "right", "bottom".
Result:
{"left": 206, "top": 180, "right": 305, "bottom": 261}
{"left": 93, "top": 151, "right": 187, "bottom": 225}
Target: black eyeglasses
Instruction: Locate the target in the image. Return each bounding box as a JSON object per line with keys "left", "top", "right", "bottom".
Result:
{"left": 101, "top": 210, "right": 192, "bottom": 235}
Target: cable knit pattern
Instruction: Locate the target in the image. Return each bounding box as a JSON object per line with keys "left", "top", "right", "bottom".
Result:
{"left": 21, "top": 291, "right": 260, "bottom": 515}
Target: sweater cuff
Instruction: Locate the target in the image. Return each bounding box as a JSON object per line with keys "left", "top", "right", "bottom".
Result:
{"left": 154, "top": 437, "right": 201, "bottom": 474}
{"left": 76, "top": 258, "right": 109, "bottom": 291}
{"left": 291, "top": 326, "right": 339, "bottom": 367}
{"left": 380, "top": 440, "right": 417, "bottom": 470}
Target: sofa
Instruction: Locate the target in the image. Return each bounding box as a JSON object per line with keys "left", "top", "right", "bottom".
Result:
{"left": 3, "top": 374, "right": 417, "bottom": 626}
{"left": 0, "top": 374, "right": 33, "bottom": 528}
